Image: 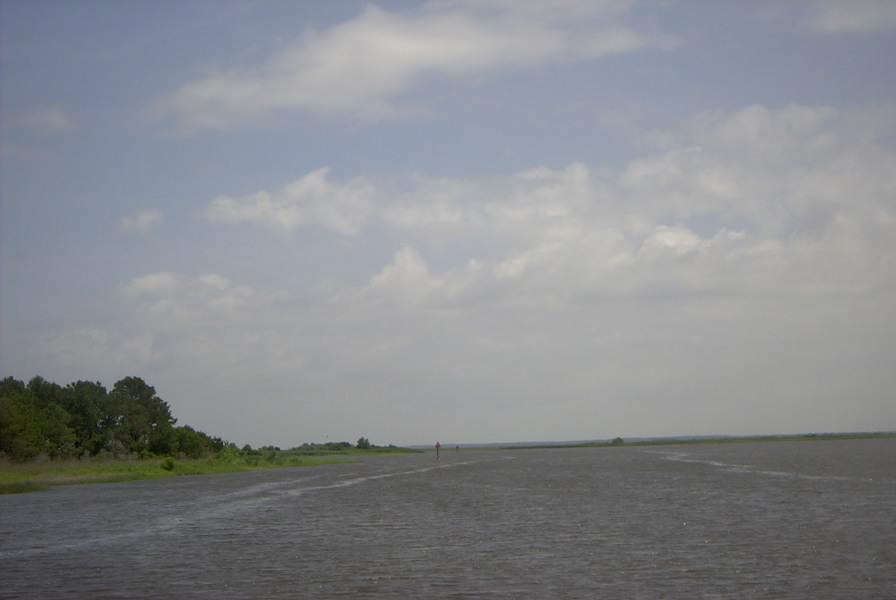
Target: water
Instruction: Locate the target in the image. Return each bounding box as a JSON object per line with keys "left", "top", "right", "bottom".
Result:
{"left": 2, "top": 438, "right": 894, "bottom": 598}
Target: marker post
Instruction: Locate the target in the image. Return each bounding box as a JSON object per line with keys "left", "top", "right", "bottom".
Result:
{"left": 436, "top": 441, "right": 441, "bottom": 460}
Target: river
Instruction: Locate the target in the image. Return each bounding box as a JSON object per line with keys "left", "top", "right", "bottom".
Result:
{"left": 1, "top": 438, "right": 894, "bottom": 598}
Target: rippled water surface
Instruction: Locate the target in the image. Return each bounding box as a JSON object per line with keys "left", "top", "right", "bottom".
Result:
{"left": 2, "top": 438, "right": 895, "bottom": 598}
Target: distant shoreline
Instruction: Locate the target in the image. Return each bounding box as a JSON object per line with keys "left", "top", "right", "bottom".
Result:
{"left": 404, "top": 431, "right": 896, "bottom": 450}
{"left": 494, "top": 431, "right": 896, "bottom": 450}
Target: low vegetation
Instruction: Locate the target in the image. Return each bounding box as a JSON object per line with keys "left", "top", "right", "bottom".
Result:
{"left": 0, "top": 450, "right": 356, "bottom": 494}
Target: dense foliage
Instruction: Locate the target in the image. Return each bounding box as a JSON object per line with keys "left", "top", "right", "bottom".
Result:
{"left": 0, "top": 376, "right": 225, "bottom": 460}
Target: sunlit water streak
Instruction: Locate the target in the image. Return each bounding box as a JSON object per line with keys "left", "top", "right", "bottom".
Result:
{"left": 1, "top": 439, "right": 894, "bottom": 598}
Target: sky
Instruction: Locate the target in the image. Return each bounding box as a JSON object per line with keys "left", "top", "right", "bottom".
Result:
{"left": 2, "top": 0, "right": 895, "bottom": 448}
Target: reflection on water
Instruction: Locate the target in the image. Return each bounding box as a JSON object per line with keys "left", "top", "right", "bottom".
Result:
{"left": 2, "top": 439, "right": 894, "bottom": 599}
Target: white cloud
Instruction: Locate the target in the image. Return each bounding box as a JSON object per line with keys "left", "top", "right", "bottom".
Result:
{"left": 365, "top": 104, "right": 894, "bottom": 306}
{"left": 205, "top": 168, "right": 374, "bottom": 235}
{"left": 114, "top": 103, "right": 896, "bottom": 444}
{"left": 120, "top": 209, "right": 164, "bottom": 232}
{"left": 625, "top": 104, "right": 896, "bottom": 240}
{"left": 201, "top": 104, "right": 895, "bottom": 310}
{"left": 804, "top": 0, "right": 896, "bottom": 33}
{"left": 639, "top": 225, "right": 707, "bottom": 258}
{"left": 122, "top": 272, "right": 255, "bottom": 327}
{"left": 384, "top": 162, "right": 601, "bottom": 243}
{"left": 22, "top": 106, "right": 76, "bottom": 134}
{"left": 149, "top": 0, "right": 674, "bottom": 133}
{"left": 362, "top": 245, "right": 444, "bottom": 307}
{"left": 123, "top": 272, "right": 182, "bottom": 297}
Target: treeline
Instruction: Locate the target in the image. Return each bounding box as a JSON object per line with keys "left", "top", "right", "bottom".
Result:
{"left": 286, "top": 438, "right": 403, "bottom": 455}
{"left": 0, "top": 376, "right": 225, "bottom": 461}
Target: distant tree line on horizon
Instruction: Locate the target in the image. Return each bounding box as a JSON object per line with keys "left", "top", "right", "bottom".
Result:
{"left": 0, "top": 375, "right": 226, "bottom": 461}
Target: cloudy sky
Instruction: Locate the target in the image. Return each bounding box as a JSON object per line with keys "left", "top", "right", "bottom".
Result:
{"left": 2, "top": 1, "right": 894, "bottom": 447}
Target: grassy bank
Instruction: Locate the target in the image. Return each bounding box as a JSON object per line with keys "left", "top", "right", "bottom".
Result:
{"left": 0, "top": 443, "right": 423, "bottom": 494}
{"left": 0, "top": 455, "right": 352, "bottom": 494}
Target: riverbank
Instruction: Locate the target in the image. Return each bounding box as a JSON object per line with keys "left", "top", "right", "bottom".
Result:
{"left": 1, "top": 444, "right": 424, "bottom": 494}
{"left": 0, "top": 455, "right": 352, "bottom": 494}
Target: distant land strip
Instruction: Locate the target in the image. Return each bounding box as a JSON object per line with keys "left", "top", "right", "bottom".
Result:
{"left": 493, "top": 431, "right": 896, "bottom": 450}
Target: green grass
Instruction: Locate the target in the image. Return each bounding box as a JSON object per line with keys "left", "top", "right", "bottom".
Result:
{"left": 0, "top": 444, "right": 422, "bottom": 494}
{"left": 0, "top": 455, "right": 351, "bottom": 494}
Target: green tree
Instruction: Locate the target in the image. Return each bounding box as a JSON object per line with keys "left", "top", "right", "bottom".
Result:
{"left": 0, "top": 375, "right": 235, "bottom": 461}
{"left": 0, "top": 379, "right": 74, "bottom": 459}
{"left": 109, "top": 376, "right": 177, "bottom": 455}
{"left": 0, "top": 376, "right": 26, "bottom": 398}
{"left": 26, "top": 376, "right": 64, "bottom": 408}
{"left": 174, "top": 425, "right": 217, "bottom": 458}
{"left": 356, "top": 437, "right": 371, "bottom": 449}
{"left": 59, "top": 380, "right": 108, "bottom": 455}
{"left": 0, "top": 388, "right": 34, "bottom": 458}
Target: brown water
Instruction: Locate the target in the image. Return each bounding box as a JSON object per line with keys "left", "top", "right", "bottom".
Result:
{"left": 1, "top": 438, "right": 894, "bottom": 598}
